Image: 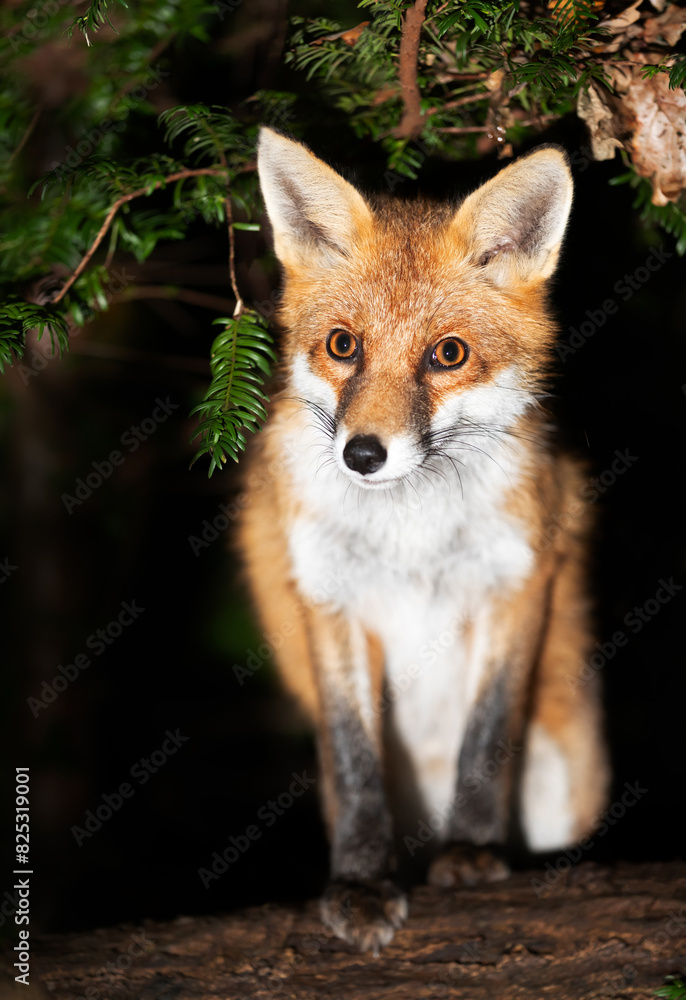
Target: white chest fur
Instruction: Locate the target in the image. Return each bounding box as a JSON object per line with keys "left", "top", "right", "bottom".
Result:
{"left": 283, "top": 413, "right": 533, "bottom": 832}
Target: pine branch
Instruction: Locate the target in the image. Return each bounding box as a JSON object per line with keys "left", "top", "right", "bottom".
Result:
{"left": 190, "top": 311, "right": 277, "bottom": 475}
{"left": 157, "top": 105, "right": 276, "bottom": 473}
{"left": 67, "top": 0, "right": 129, "bottom": 44}
{"left": 52, "top": 168, "right": 228, "bottom": 304}
{"left": 669, "top": 56, "right": 686, "bottom": 92}
{"left": 112, "top": 285, "right": 238, "bottom": 313}
{"left": 0, "top": 301, "right": 70, "bottom": 373}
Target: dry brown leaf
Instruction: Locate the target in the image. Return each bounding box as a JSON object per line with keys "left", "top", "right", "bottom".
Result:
{"left": 593, "top": 23, "right": 643, "bottom": 54}
{"left": 577, "top": 55, "right": 686, "bottom": 205}
{"left": 643, "top": 3, "right": 686, "bottom": 46}
{"left": 312, "top": 21, "right": 370, "bottom": 46}
{"left": 606, "top": 61, "right": 637, "bottom": 91}
{"left": 485, "top": 68, "right": 505, "bottom": 92}
{"left": 600, "top": 0, "right": 643, "bottom": 33}
{"left": 621, "top": 67, "right": 686, "bottom": 203}
{"left": 577, "top": 84, "right": 624, "bottom": 160}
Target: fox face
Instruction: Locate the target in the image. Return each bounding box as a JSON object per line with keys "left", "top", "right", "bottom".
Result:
{"left": 259, "top": 131, "right": 572, "bottom": 495}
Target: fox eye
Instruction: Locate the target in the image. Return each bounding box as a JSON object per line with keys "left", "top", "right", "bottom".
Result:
{"left": 327, "top": 329, "right": 358, "bottom": 361}
{"left": 430, "top": 337, "right": 468, "bottom": 369}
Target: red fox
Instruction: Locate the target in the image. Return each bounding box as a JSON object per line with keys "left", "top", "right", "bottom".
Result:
{"left": 238, "top": 128, "right": 609, "bottom": 953}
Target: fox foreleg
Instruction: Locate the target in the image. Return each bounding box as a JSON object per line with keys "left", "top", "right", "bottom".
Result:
{"left": 306, "top": 606, "right": 407, "bottom": 953}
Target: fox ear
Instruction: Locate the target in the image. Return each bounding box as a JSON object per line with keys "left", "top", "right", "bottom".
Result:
{"left": 450, "top": 147, "right": 573, "bottom": 287}
{"left": 257, "top": 128, "right": 373, "bottom": 270}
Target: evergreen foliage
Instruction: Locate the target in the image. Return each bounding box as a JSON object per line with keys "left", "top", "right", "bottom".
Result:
{"left": 287, "top": 0, "right": 610, "bottom": 170}
{"left": 610, "top": 165, "right": 686, "bottom": 257}
{"left": 655, "top": 977, "right": 686, "bottom": 1000}
{"left": 1, "top": 0, "right": 684, "bottom": 472}
{"left": 191, "top": 311, "right": 276, "bottom": 474}
{"left": 67, "top": 0, "right": 130, "bottom": 44}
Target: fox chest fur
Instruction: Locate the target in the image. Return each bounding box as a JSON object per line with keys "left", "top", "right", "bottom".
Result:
{"left": 282, "top": 404, "right": 535, "bottom": 831}
{"left": 237, "top": 128, "right": 609, "bottom": 953}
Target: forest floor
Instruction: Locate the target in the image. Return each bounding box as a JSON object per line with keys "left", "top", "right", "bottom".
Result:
{"left": 2, "top": 861, "right": 685, "bottom": 1000}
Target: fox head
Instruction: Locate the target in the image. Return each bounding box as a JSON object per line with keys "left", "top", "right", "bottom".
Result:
{"left": 257, "top": 128, "right": 572, "bottom": 491}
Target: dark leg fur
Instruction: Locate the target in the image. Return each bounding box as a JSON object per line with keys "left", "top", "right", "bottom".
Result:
{"left": 308, "top": 611, "right": 406, "bottom": 952}
{"left": 429, "top": 670, "right": 518, "bottom": 887}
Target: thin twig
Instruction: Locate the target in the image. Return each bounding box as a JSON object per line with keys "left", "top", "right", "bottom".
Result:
{"left": 9, "top": 106, "right": 43, "bottom": 167}
{"left": 110, "top": 32, "right": 174, "bottom": 108}
{"left": 434, "top": 125, "right": 491, "bottom": 133}
{"left": 112, "top": 284, "right": 237, "bottom": 313}
{"left": 226, "top": 194, "right": 243, "bottom": 317}
{"left": 207, "top": 127, "right": 243, "bottom": 317}
{"left": 392, "top": 0, "right": 429, "bottom": 140}
{"left": 442, "top": 70, "right": 490, "bottom": 80}
{"left": 435, "top": 114, "right": 558, "bottom": 134}
{"left": 426, "top": 92, "right": 489, "bottom": 115}
{"left": 52, "top": 167, "right": 227, "bottom": 304}
{"left": 69, "top": 340, "right": 211, "bottom": 374}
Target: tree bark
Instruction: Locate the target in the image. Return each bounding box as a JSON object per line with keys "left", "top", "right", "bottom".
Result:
{"left": 392, "top": 0, "right": 429, "bottom": 140}
{"left": 9, "top": 862, "right": 686, "bottom": 999}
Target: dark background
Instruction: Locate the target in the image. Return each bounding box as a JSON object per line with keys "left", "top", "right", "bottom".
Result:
{"left": 1, "top": 0, "right": 684, "bottom": 939}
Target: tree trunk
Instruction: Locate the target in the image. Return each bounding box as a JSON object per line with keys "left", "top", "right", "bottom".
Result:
{"left": 7, "top": 861, "right": 686, "bottom": 999}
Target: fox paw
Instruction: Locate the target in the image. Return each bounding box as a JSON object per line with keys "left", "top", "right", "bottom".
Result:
{"left": 320, "top": 878, "right": 408, "bottom": 955}
{"left": 428, "top": 842, "right": 510, "bottom": 888}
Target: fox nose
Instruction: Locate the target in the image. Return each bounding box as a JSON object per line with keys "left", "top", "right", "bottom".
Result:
{"left": 343, "top": 434, "right": 387, "bottom": 475}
